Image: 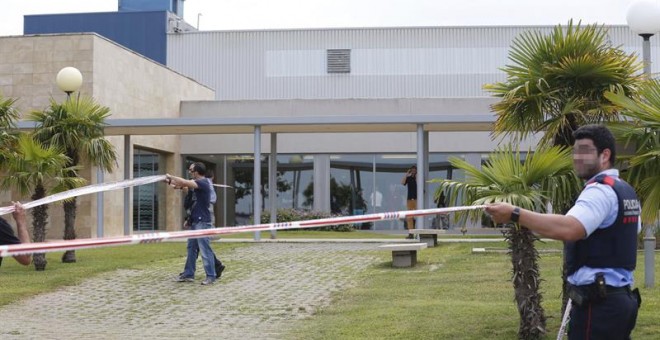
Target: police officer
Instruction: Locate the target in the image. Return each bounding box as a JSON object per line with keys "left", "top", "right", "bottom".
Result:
{"left": 485, "top": 124, "right": 641, "bottom": 339}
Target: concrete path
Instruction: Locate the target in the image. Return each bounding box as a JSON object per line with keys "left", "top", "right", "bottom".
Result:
{"left": 0, "top": 242, "right": 379, "bottom": 340}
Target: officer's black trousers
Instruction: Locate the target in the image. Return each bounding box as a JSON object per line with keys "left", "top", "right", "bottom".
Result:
{"left": 568, "top": 290, "right": 638, "bottom": 340}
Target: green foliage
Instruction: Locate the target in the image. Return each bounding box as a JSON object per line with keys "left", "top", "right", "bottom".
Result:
{"left": 605, "top": 82, "right": 660, "bottom": 224}
{"left": 0, "top": 134, "right": 84, "bottom": 197}
{"left": 0, "top": 94, "right": 20, "bottom": 165}
{"left": 485, "top": 20, "right": 642, "bottom": 148}
{"left": 28, "top": 96, "right": 118, "bottom": 173}
{"left": 431, "top": 145, "right": 581, "bottom": 224}
{"left": 260, "top": 208, "right": 355, "bottom": 232}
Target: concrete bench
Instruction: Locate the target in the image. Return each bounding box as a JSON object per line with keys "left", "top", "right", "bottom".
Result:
{"left": 378, "top": 243, "right": 427, "bottom": 267}
{"left": 409, "top": 229, "right": 446, "bottom": 247}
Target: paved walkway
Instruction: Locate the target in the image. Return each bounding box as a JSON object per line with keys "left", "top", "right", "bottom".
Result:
{"left": 0, "top": 243, "right": 379, "bottom": 340}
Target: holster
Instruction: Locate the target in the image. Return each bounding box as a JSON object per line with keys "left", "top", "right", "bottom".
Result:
{"left": 632, "top": 288, "right": 642, "bottom": 308}
{"left": 568, "top": 274, "right": 607, "bottom": 307}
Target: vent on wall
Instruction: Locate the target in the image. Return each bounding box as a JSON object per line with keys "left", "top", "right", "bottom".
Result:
{"left": 327, "top": 49, "right": 351, "bottom": 73}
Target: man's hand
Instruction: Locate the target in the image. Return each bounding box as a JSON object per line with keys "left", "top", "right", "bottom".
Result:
{"left": 12, "top": 201, "right": 26, "bottom": 226}
{"left": 484, "top": 203, "right": 515, "bottom": 224}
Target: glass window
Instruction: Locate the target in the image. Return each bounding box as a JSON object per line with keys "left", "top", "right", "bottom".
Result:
{"left": 133, "top": 148, "right": 165, "bottom": 231}
{"left": 225, "top": 154, "right": 314, "bottom": 226}
{"left": 329, "top": 154, "right": 373, "bottom": 218}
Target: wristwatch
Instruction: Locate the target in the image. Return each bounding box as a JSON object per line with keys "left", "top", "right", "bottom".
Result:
{"left": 510, "top": 207, "right": 521, "bottom": 223}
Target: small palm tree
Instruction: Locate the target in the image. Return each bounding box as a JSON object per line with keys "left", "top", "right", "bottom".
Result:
{"left": 431, "top": 145, "right": 581, "bottom": 340}
{"left": 605, "top": 83, "right": 660, "bottom": 224}
{"left": 29, "top": 96, "right": 117, "bottom": 263}
{"left": 0, "top": 134, "right": 83, "bottom": 270}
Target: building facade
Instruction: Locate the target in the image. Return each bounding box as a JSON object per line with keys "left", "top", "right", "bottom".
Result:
{"left": 4, "top": 6, "right": 657, "bottom": 235}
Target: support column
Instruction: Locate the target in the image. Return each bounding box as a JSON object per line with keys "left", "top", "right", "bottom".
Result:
{"left": 416, "top": 124, "right": 425, "bottom": 229}
{"left": 269, "top": 133, "right": 277, "bottom": 239}
{"left": 313, "top": 155, "right": 331, "bottom": 212}
{"left": 641, "top": 34, "right": 656, "bottom": 289}
{"left": 423, "top": 130, "right": 430, "bottom": 226}
{"left": 124, "top": 135, "right": 131, "bottom": 236}
{"left": 96, "top": 168, "right": 104, "bottom": 238}
{"left": 253, "top": 126, "right": 262, "bottom": 241}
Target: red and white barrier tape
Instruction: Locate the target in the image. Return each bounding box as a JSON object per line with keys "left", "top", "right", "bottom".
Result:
{"left": 0, "top": 175, "right": 232, "bottom": 216}
{"left": 0, "top": 205, "right": 485, "bottom": 257}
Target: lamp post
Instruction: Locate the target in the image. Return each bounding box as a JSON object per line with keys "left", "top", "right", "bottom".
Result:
{"left": 55, "top": 66, "right": 83, "bottom": 99}
{"left": 626, "top": 0, "right": 660, "bottom": 289}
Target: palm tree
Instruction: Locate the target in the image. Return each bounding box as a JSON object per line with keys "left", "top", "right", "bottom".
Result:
{"left": 605, "top": 83, "right": 660, "bottom": 225}
{"left": 29, "top": 96, "right": 117, "bottom": 263}
{"left": 0, "top": 94, "right": 20, "bottom": 163}
{"left": 485, "top": 20, "right": 642, "bottom": 148}
{"left": 483, "top": 20, "right": 644, "bottom": 312}
{"left": 0, "top": 134, "right": 83, "bottom": 270}
{"left": 432, "top": 145, "right": 581, "bottom": 340}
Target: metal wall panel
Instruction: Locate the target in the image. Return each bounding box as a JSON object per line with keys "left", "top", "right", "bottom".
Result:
{"left": 167, "top": 25, "right": 660, "bottom": 100}
{"left": 25, "top": 11, "right": 169, "bottom": 65}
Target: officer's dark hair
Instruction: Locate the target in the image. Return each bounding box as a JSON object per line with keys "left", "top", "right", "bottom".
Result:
{"left": 191, "top": 162, "right": 207, "bottom": 176}
{"left": 573, "top": 124, "right": 616, "bottom": 164}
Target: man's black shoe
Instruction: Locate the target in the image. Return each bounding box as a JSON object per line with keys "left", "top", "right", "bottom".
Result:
{"left": 216, "top": 264, "right": 225, "bottom": 279}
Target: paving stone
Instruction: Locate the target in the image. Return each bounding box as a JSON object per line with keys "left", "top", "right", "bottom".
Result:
{"left": 0, "top": 243, "right": 378, "bottom": 340}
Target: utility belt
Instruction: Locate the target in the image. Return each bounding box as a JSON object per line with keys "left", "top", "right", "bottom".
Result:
{"left": 568, "top": 273, "right": 641, "bottom": 307}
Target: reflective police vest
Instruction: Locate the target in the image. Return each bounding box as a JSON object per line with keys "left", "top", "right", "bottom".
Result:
{"left": 565, "top": 174, "right": 640, "bottom": 276}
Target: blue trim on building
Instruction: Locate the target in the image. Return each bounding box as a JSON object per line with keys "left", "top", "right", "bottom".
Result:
{"left": 24, "top": 11, "right": 168, "bottom": 64}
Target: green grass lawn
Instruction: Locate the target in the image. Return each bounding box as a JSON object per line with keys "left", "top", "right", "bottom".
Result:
{"left": 1, "top": 238, "right": 657, "bottom": 339}
{"left": 288, "top": 241, "right": 660, "bottom": 340}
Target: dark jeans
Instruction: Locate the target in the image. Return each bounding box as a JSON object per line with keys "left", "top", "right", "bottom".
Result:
{"left": 568, "top": 289, "right": 638, "bottom": 340}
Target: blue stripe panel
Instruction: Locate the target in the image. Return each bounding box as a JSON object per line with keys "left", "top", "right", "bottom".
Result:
{"left": 24, "top": 11, "right": 168, "bottom": 65}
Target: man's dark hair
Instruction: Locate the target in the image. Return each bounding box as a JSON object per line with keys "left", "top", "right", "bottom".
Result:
{"left": 410, "top": 165, "right": 417, "bottom": 170}
{"left": 191, "top": 162, "right": 207, "bottom": 176}
{"left": 573, "top": 124, "right": 616, "bottom": 164}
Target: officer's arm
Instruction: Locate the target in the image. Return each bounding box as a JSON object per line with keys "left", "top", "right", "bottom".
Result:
{"left": 485, "top": 203, "right": 586, "bottom": 241}
{"left": 517, "top": 210, "right": 586, "bottom": 241}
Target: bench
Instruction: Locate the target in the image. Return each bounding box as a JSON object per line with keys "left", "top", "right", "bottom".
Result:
{"left": 378, "top": 243, "right": 427, "bottom": 267}
{"left": 409, "top": 229, "right": 446, "bottom": 247}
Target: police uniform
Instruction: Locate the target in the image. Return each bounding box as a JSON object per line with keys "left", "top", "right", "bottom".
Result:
{"left": 565, "top": 169, "right": 641, "bottom": 339}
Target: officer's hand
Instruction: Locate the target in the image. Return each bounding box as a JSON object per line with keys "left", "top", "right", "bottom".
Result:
{"left": 484, "top": 203, "right": 515, "bottom": 224}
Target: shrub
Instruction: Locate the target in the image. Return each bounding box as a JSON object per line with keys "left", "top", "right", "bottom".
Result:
{"left": 260, "top": 208, "right": 355, "bottom": 232}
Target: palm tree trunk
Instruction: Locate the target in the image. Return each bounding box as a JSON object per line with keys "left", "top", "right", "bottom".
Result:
{"left": 61, "top": 198, "right": 77, "bottom": 263}
{"left": 31, "top": 185, "right": 48, "bottom": 271}
{"left": 505, "top": 226, "right": 546, "bottom": 340}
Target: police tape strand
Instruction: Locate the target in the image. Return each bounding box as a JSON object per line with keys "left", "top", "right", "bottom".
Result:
{"left": 0, "top": 175, "right": 233, "bottom": 216}
{"left": 0, "top": 205, "right": 485, "bottom": 257}
{"left": 556, "top": 298, "right": 572, "bottom": 340}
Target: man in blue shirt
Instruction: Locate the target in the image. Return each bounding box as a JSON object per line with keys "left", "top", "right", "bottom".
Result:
{"left": 166, "top": 162, "right": 220, "bottom": 285}
{"left": 486, "top": 124, "right": 641, "bottom": 339}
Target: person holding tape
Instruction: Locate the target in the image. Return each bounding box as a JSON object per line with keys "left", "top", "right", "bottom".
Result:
{"left": 0, "top": 202, "right": 31, "bottom": 267}
{"left": 486, "top": 124, "right": 641, "bottom": 339}
{"left": 166, "top": 162, "right": 220, "bottom": 286}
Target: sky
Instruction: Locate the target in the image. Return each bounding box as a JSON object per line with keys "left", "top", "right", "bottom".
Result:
{"left": 0, "top": 0, "right": 646, "bottom": 36}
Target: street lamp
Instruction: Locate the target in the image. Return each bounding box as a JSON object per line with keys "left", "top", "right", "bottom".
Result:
{"left": 55, "top": 66, "right": 83, "bottom": 99}
{"left": 626, "top": 0, "right": 660, "bottom": 288}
